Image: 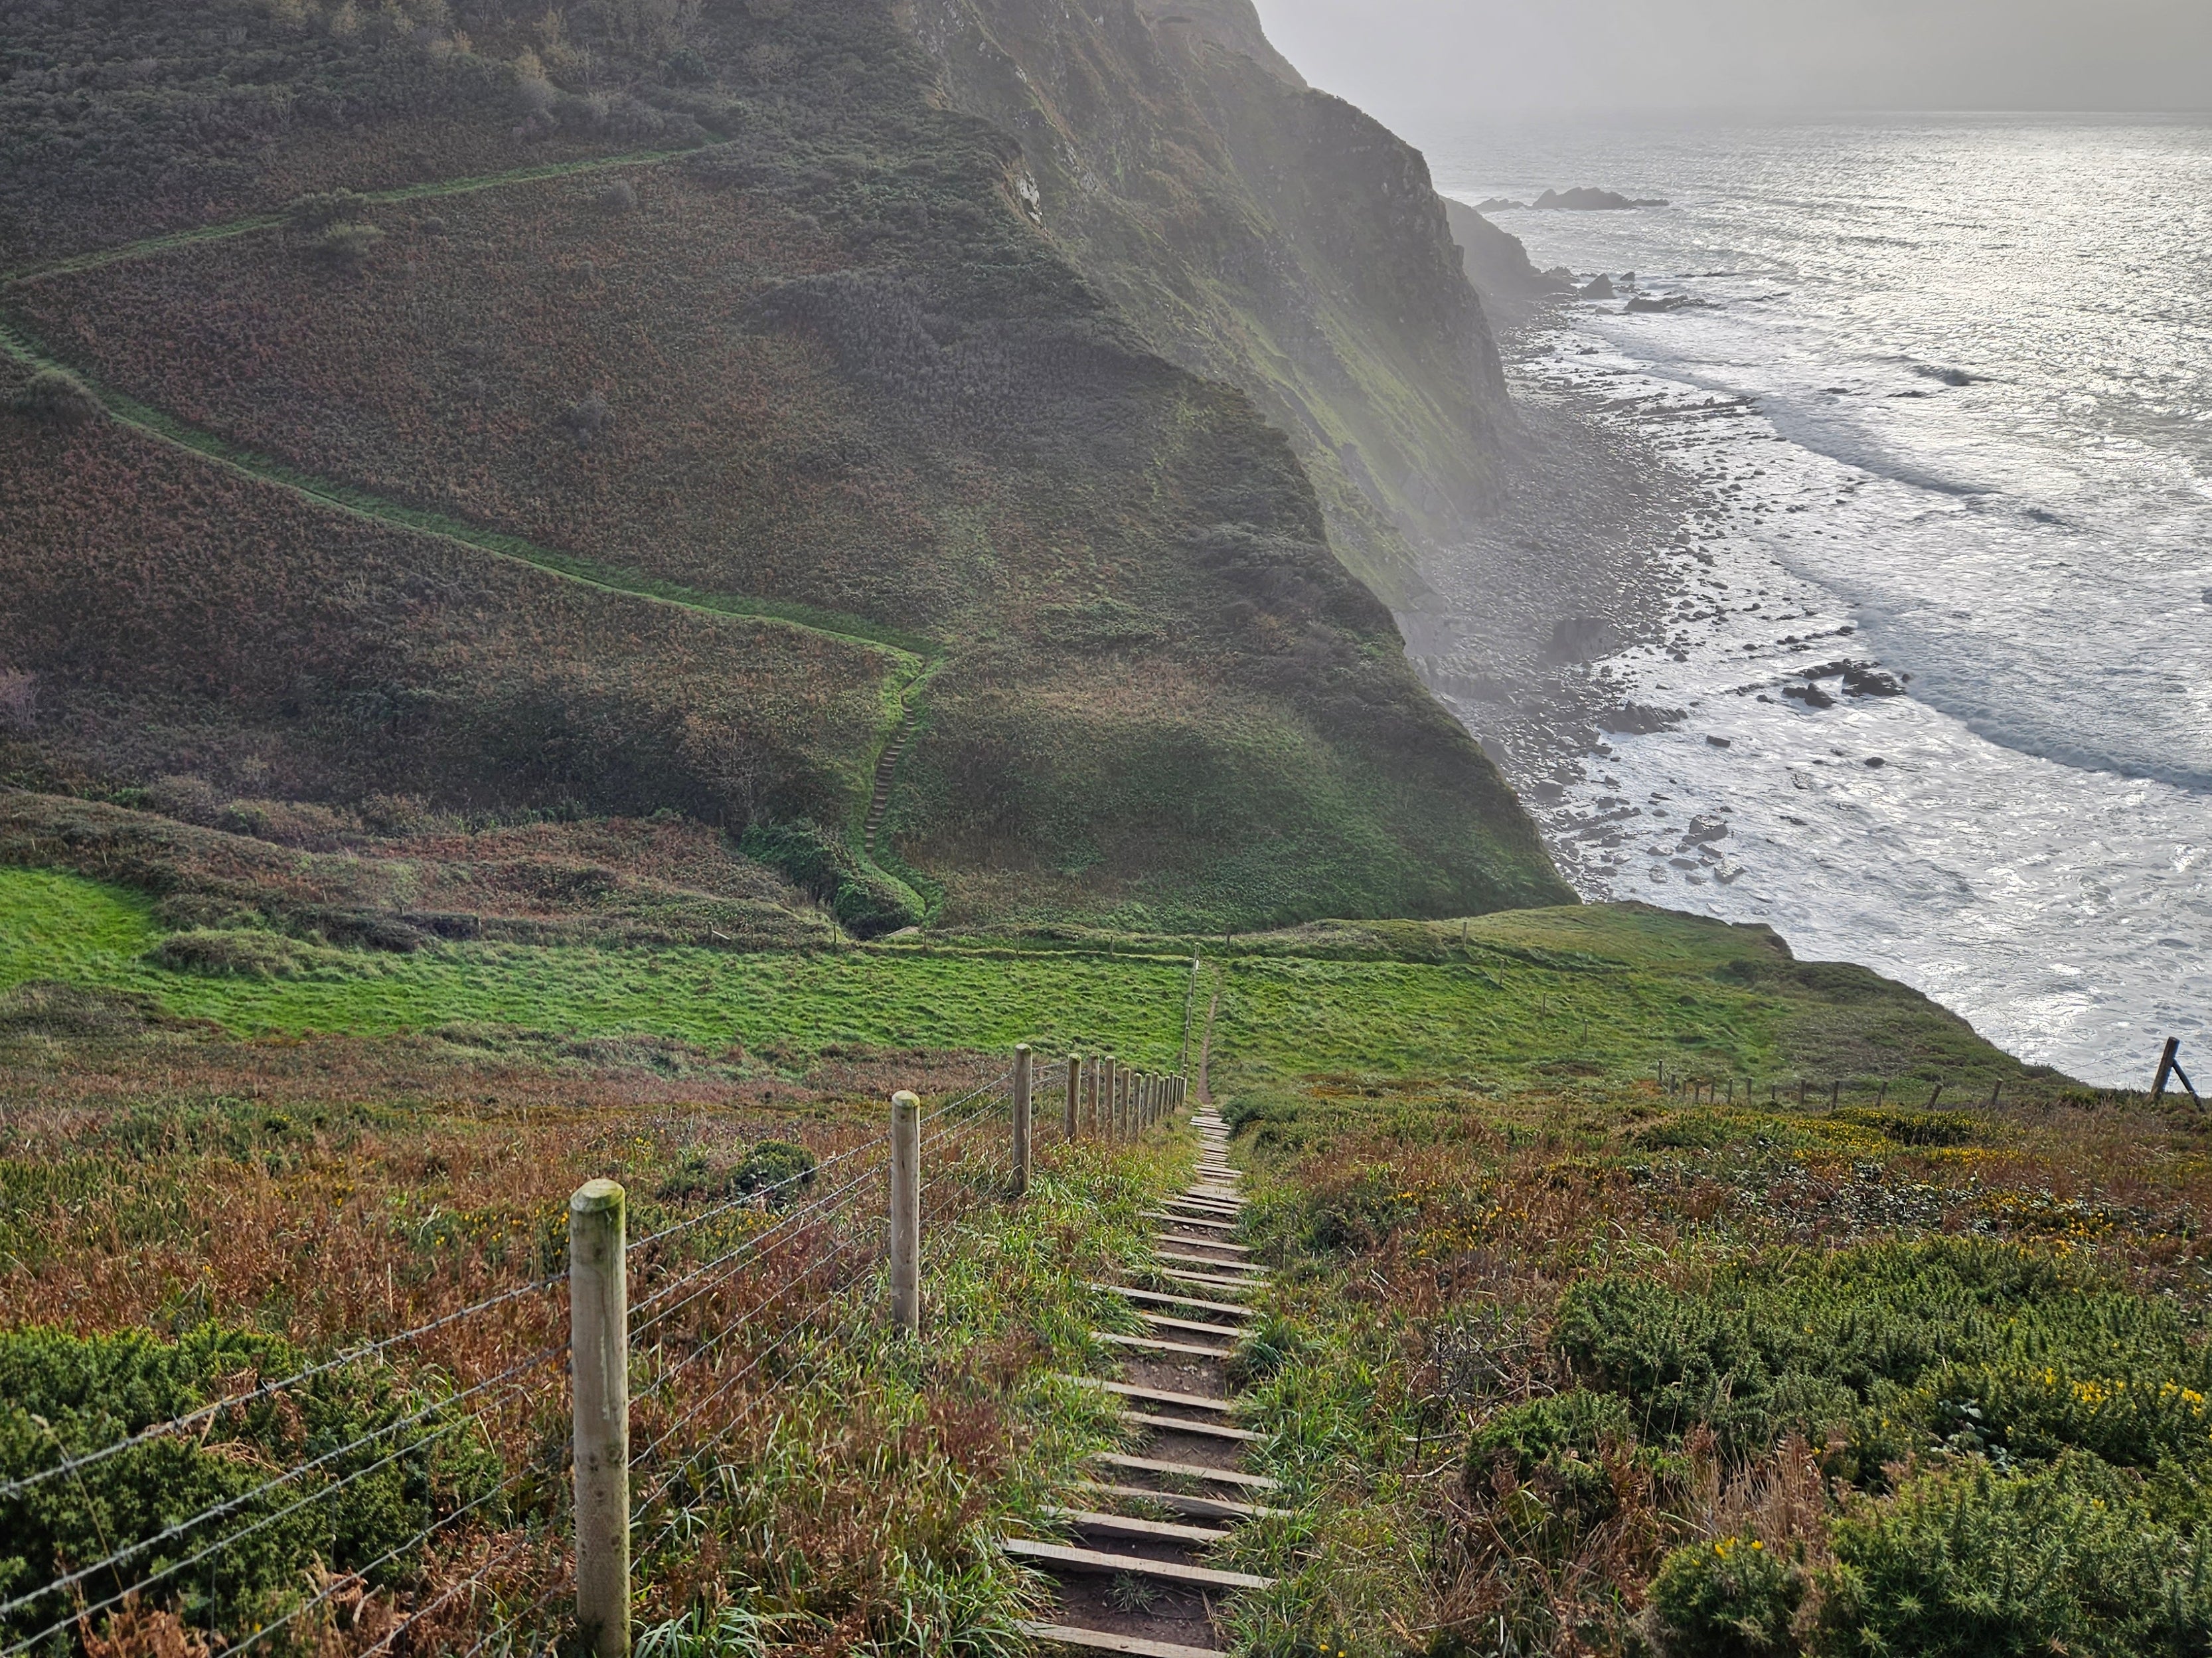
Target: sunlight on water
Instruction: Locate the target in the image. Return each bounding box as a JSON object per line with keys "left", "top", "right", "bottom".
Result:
{"left": 1425, "top": 115, "right": 2211, "bottom": 1085}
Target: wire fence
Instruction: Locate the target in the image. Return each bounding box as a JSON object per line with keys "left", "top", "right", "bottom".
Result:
{"left": 7, "top": 1044, "right": 1186, "bottom": 1658}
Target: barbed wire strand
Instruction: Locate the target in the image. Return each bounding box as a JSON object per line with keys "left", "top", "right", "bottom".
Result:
{"left": 627, "top": 1227, "right": 873, "bottom": 1422}
{"left": 627, "top": 1128, "right": 892, "bottom": 1256}
{"left": 626, "top": 1151, "right": 889, "bottom": 1340}
{"left": 0, "top": 1272, "right": 566, "bottom": 1504}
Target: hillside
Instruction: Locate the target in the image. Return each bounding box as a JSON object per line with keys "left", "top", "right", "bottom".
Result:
{"left": 0, "top": 0, "right": 1567, "bottom": 934}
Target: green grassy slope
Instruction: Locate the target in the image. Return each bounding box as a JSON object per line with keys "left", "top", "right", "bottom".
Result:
{"left": 0, "top": 866, "right": 2058, "bottom": 1098}
{"left": 0, "top": 0, "right": 1565, "bottom": 933}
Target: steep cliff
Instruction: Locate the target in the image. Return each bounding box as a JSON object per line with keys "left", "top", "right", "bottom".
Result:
{"left": 911, "top": 0, "right": 1509, "bottom": 603}
{"left": 0, "top": 0, "right": 1570, "bottom": 930}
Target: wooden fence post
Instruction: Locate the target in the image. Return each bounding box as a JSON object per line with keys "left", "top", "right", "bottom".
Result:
{"left": 1065, "top": 1054, "right": 1080, "bottom": 1140}
{"left": 890, "top": 1090, "right": 920, "bottom": 1333}
{"left": 570, "top": 1179, "right": 630, "bottom": 1658}
{"left": 1012, "top": 1044, "right": 1033, "bottom": 1194}
{"left": 2152, "top": 1038, "right": 2181, "bottom": 1103}
{"left": 1099, "top": 1055, "right": 1116, "bottom": 1138}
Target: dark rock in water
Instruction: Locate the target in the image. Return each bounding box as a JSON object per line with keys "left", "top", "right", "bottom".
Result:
{"left": 1547, "top": 616, "right": 1615, "bottom": 661}
{"left": 1476, "top": 197, "right": 1526, "bottom": 211}
{"left": 1864, "top": 756, "right": 1886, "bottom": 767}
{"left": 1580, "top": 274, "right": 1615, "bottom": 299}
{"left": 1913, "top": 365, "right": 1975, "bottom": 386}
{"left": 1706, "top": 734, "right": 1733, "bottom": 748}
{"left": 1624, "top": 293, "right": 1705, "bottom": 313}
{"left": 1596, "top": 703, "right": 1687, "bottom": 734}
{"left": 2201, "top": 588, "right": 2211, "bottom": 605}
{"left": 1781, "top": 681, "right": 1837, "bottom": 710}
{"left": 1840, "top": 663, "right": 1905, "bottom": 697}
{"left": 1542, "top": 266, "right": 1576, "bottom": 281}
{"left": 1683, "top": 813, "right": 1729, "bottom": 844}
{"left": 1532, "top": 187, "right": 1670, "bottom": 210}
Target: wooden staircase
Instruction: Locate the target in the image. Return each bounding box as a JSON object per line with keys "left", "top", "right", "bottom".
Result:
{"left": 1016, "top": 1110, "right": 1270, "bottom": 1657}
{"left": 861, "top": 710, "right": 917, "bottom": 857}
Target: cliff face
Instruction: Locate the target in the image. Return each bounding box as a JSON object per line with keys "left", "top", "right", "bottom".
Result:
{"left": 1443, "top": 197, "right": 1575, "bottom": 327}
{"left": 0, "top": 0, "right": 1570, "bottom": 931}
{"left": 911, "top": 0, "right": 1508, "bottom": 603}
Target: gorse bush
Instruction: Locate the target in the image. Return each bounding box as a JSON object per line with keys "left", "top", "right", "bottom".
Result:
{"left": 1556, "top": 1239, "right": 2211, "bottom": 1475}
{"left": 656, "top": 1139, "right": 818, "bottom": 1207}
{"left": 1653, "top": 1457, "right": 2212, "bottom": 1657}
{"left": 0, "top": 1324, "right": 501, "bottom": 1647}
{"left": 1464, "top": 1388, "right": 1636, "bottom": 1529}
{"left": 10, "top": 368, "right": 102, "bottom": 428}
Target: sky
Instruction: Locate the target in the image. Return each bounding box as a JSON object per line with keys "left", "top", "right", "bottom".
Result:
{"left": 1247, "top": 0, "right": 2212, "bottom": 122}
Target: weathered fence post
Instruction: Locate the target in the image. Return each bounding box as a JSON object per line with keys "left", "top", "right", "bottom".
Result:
{"left": 1065, "top": 1054, "right": 1081, "bottom": 1140}
{"left": 890, "top": 1090, "right": 920, "bottom": 1333}
{"left": 1012, "top": 1044, "right": 1033, "bottom": 1195}
{"left": 570, "top": 1179, "right": 630, "bottom": 1658}
{"left": 1101, "top": 1055, "right": 1117, "bottom": 1139}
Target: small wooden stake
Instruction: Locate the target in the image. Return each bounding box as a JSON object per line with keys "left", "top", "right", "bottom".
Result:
{"left": 1066, "top": 1054, "right": 1081, "bottom": 1140}
{"left": 1012, "top": 1044, "right": 1032, "bottom": 1195}
{"left": 570, "top": 1179, "right": 630, "bottom": 1658}
{"left": 1100, "top": 1055, "right": 1116, "bottom": 1139}
{"left": 890, "top": 1090, "right": 920, "bottom": 1333}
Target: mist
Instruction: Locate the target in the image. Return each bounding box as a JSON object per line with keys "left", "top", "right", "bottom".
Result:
{"left": 1247, "top": 0, "right": 2212, "bottom": 123}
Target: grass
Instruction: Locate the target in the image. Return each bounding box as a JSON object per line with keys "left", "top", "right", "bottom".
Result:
{"left": 0, "top": 868, "right": 2061, "bottom": 1095}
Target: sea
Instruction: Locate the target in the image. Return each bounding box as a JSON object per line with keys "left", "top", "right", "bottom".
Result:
{"left": 1423, "top": 114, "right": 2210, "bottom": 1088}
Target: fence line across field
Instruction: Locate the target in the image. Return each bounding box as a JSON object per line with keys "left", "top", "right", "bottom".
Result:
{"left": 9, "top": 1042, "right": 1188, "bottom": 1658}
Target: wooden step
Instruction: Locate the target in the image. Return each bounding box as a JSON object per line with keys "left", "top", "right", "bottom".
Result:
{"left": 1151, "top": 1236, "right": 1255, "bottom": 1256}
{"left": 1041, "top": 1506, "right": 1232, "bottom": 1546}
{"left": 1099, "top": 1284, "right": 1252, "bottom": 1319}
{"left": 1120, "top": 1409, "right": 1264, "bottom": 1442}
{"left": 1068, "top": 1480, "right": 1293, "bottom": 1523}
{"left": 1153, "top": 1249, "right": 1263, "bottom": 1273}
{"left": 1019, "top": 1619, "right": 1225, "bottom": 1657}
{"left": 1143, "top": 1210, "right": 1236, "bottom": 1232}
{"left": 1002, "top": 1537, "right": 1274, "bottom": 1592}
{"left": 1159, "top": 1270, "right": 1261, "bottom": 1295}
{"left": 1136, "top": 1309, "right": 1249, "bottom": 1340}
{"left": 1055, "top": 1375, "right": 1231, "bottom": 1414}
{"left": 1093, "top": 1451, "right": 1279, "bottom": 1491}
{"left": 1092, "top": 1331, "right": 1233, "bottom": 1360}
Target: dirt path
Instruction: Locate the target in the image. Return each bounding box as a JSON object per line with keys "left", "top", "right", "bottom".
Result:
{"left": 1014, "top": 1108, "right": 1269, "bottom": 1655}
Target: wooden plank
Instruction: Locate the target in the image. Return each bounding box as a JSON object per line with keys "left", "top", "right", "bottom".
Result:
{"left": 1143, "top": 1210, "right": 1236, "bottom": 1232}
{"left": 1152, "top": 1249, "right": 1264, "bottom": 1273}
{"left": 1158, "top": 1270, "right": 1261, "bottom": 1295}
{"left": 1092, "top": 1330, "right": 1233, "bottom": 1359}
{"left": 1137, "top": 1309, "right": 1247, "bottom": 1339}
{"left": 1040, "top": 1506, "right": 1232, "bottom": 1546}
{"left": 1096, "top": 1284, "right": 1253, "bottom": 1319}
{"left": 1093, "top": 1451, "right": 1279, "bottom": 1490}
{"left": 1054, "top": 1374, "right": 1233, "bottom": 1414}
{"left": 1019, "top": 1620, "right": 1225, "bottom": 1657}
{"left": 1001, "top": 1536, "right": 1274, "bottom": 1592}
{"left": 1067, "top": 1480, "right": 1293, "bottom": 1522}
{"left": 1150, "top": 1236, "right": 1255, "bottom": 1256}
{"left": 1119, "top": 1409, "right": 1264, "bottom": 1442}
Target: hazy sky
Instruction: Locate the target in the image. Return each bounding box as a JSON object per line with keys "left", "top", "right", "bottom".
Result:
{"left": 1249, "top": 0, "right": 2212, "bottom": 121}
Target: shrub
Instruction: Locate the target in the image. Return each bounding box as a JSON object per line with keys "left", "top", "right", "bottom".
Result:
{"left": 0, "top": 1324, "right": 501, "bottom": 1647}
{"left": 309, "top": 221, "right": 386, "bottom": 272}
{"left": 145, "top": 928, "right": 323, "bottom": 979}
{"left": 1650, "top": 1533, "right": 1807, "bottom": 1657}
{"left": 1826, "top": 1106, "right": 1990, "bottom": 1147}
{"left": 1817, "top": 1455, "right": 2212, "bottom": 1657}
{"left": 1555, "top": 1239, "right": 2205, "bottom": 1471}
{"left": 599, "top": 177, "right": 640, "bottom": 212}
{"left": 737, "top": 821, "right": 922, "bottom": 936}
{"left": 656, "top": 1139, "right": 818, "bottom": 1207}
{"left": 563, "top": 390, "right": 614, "bottom": 446}
{"left": 285, "top": 189, "right": 370, "bottom": 230}
{"left": 1465, "top": 1389, "right": 1634, "bottom": 1527}
{"left": 10, "top": 368, "right": 102, "bottom": 428}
